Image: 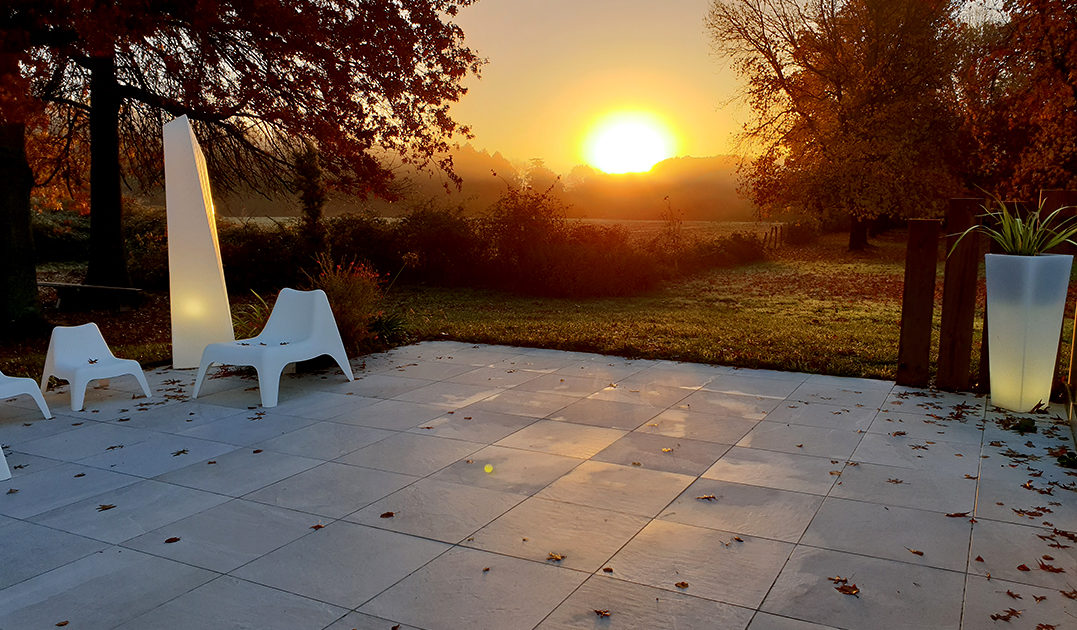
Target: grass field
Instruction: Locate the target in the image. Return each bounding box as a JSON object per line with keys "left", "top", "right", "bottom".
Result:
{"left": 7, "top": 226, "right": 1063, "bottom": 389}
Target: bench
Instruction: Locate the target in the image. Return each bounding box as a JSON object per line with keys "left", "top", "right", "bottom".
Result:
{"left": 37, "top": 282, "right": 145, "bottom": 311}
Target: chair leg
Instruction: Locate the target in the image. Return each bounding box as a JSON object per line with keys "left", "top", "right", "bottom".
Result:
{"left": 192, "top": 360, "right": 212, "bottom": 400}
{"left": 328, "top": 349, "right": 355, "bottom": 381}
{"left": 131, "top": 368, "right": 152, "bottom": 400}
{"left": 70, "top": 376, "right": 89, "bottom": 412}
{"left": 0, "top": 448, "right": 10, "bottom": 482}
{"left": 28, "top": 388, "right": 52, "bottom": 419}
{"left": 40, "top": 372, "right": 51, "bottom": 395}
{"left": 255, "top": 364, "right": 282, "bottom": 408}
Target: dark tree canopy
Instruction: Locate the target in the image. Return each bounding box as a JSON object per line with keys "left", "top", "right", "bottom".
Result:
{"left": 708, "top": 0, "right": 965, "bottom": 249}
{"left": 18, "top": 0, "right": 483, "bottom": 285}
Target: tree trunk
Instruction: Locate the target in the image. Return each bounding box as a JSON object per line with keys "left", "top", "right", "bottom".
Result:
{"left": 85, "top": 52, "right": 130, "bottom": 287}
{"left": 0, "top": 120, "right": 44, "bottom": 339}
{"left": 848, "top": 216, "right": 870, "bottom": 250}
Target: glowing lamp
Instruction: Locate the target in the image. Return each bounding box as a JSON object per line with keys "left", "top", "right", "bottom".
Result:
{"left": 985, "top": 254, "right": 1072, "bottom": 412}
{"left": 163, "top": 115, "right": 235, "bottom": 368}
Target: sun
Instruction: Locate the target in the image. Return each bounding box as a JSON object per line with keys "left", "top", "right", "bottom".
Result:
{"left": 583, "top": 111, "right": 677, "bottom": 174}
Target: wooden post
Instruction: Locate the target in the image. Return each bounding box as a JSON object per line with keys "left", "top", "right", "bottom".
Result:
{"left": 937, "top": 199, "right": 982, "bottom": 392}
{"left": 897, "top": 219, "right": 941, "bottom": 387}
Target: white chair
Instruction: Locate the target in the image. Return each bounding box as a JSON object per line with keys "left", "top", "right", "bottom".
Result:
{"left": 0, "top": 370, "right": 52, "bottom": 419}
{"left": 192, "top": 288, "right": 354, "bottom": 408}
{"left": 40, "top": 323, "right": 152, "bottom": 411}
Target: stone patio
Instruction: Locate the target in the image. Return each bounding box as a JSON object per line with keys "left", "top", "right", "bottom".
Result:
{"left": 1, "top": 340, "right": 1075, "bottom": 629}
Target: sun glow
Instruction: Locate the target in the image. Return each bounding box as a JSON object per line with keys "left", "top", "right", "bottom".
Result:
{"left": 583, "top": 112, "right": 677, "bottom": 174}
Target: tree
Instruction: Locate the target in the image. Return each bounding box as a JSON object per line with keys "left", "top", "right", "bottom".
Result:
{"left": 30, "top": 0, "right": 482, "bottom": 286}
{"left": 708, "top": 0, "right": 965, "bottom": 249}
{"left": 959, "top": 0, "right": 1077, "bottom": 196}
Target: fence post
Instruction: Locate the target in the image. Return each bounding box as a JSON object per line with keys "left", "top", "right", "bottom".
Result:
{"left": 897, "top": 219, "right": 941, "bottom": 387}
{"left": 937, "top": 199, "right": 982, "bottom": 392}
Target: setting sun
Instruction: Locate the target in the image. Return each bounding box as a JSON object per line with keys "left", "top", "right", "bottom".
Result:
{"left": 583, "top": 112, "right": 677, "bottom": 174}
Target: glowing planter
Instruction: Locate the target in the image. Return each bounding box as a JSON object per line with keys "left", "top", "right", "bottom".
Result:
{"left": 985, "top": 253, "right": 1073, "bottom": 412}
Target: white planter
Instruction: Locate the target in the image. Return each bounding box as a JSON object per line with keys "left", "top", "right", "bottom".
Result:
{"left": 985, "top": 253, "right": 1073, "bottom": 412}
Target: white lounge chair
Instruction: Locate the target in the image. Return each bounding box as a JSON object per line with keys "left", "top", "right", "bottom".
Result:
{"left": 1, "top": 370, "right": 52, "bottom": 420}
{"left": 40, "top": 323, "right": 152, "bottom": 411}
{"left": 192, "top": 288, "right": 354, "bottom": 408}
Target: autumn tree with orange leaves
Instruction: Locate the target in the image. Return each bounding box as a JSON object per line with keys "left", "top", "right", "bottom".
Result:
{"left": 708, "top": 0, "right": 965, "bottom": 250}
{"left": 2, "top": 0, "right": 482, "bottom": 313}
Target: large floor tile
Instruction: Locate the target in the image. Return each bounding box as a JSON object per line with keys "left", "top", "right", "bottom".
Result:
{"left": 593, "top": 432, "right": 730, "bottom": 475}
{"left": 547, "top": 397, "right": 661, "bottom": 430}
{"left": 588, "top": 383, "right": 692, "bottom": 408}
{"left": 868, "top": 409, "right": 984, "bottom": 445}
{"left": 537, "top": 575, "right": 754, "bottom": 630}
{"left": 0, "top": 462, "right": 140, "bottom": 519}
{"left": 850, "top": 433, "right": 980, "bottom": 476}
{"left": 114, "top": 575, "right": 346, "bottom": 630}
{"left": 536, "top": 460, "right": 695, "bottom": 517}
{"left": 76, "top": 433, "right": 236, "bottom": 478}
{"left": 359, "top": 546, "right": 587, "bottom": 630}
{"left": 334, "top": 398, "right": 448, "bottom": 430}
{"left": 233, "top": 521, "right": 449, "bottom": 608}
{"left": 468, "top": 389, "right": 578, "bottom": 417}
{"left": 31, "top": 478, "right": 229, "bottom": 544}
{"left": 177, "top": 409, "right": 318, "bottom": 446}
{"left": 121, "top": 498, "right": 316, "bottom": 573}
{"left": 244, "top": 461, "right": 415, "bottom": 519}
{"left": 254, "top": 422, "right": 394, "bottom": 460}
{"left": 736, "top": 422, "right": 863, "bottom": 460}
{"left": 675, "top": 390, "right": 781, "bottom": 420}
{"left": 16, "top": 421, "right": 159, "bottom": 462}
{"left": 974, "top": 473, "right": 1077, "bottom": 531}
{"left": 431, "top": 445, "right": 582, "bottom": 495}
{"left": 0, "top": 520, "right": 108, "bottom": 589}
{"left": 659, "top": 478, "right": 823, "bottom": 542}
{"left": 760, "top": 546, "right": 964, "bottom": 630}
{"left": 800, "top": 497, "right": 972, "bottom": 571}
{"left": 343, "top": 373, "right": 435, "bottom": 399}
{"left": 969, "top": 518, "right": 1077, "bottom": 590}
{"left": 155, "top": 447, "right": 322, "bottom": 497}
{"left": 512, "top": 372, "right": 612, "bottom": 397}
{"left": 0, "top": 414, "right": 82, "bottom": 447}
{"left": 791, "top": 377, "right": 893, "bottom": 408}
{"left": 112, "top": 400, "right": 246, "bottom": 433}
{"left": 702, "top": 373, "right": 802, "bottom": 399}
{"left": 702, "top": 447, "right": 841, "bottom": 495}
{"left": 465, "top": 496, "right": 649, "bottom": 572}
{"left": 554, "top": 360, "right": 648, "bottom": 382}
{"left": 338, "top": 432, "right": 484, "bottom": 476}
{"left": 494, "top": 419, "right": 625, "bottom": 458}
{"left": 446, "top": 365, "right": 546, "bottom": 388}
{"left": 392, "top": 381, "right": 501, "bottom": 408}
{"left": 607, "top": 519, "right": 793, "bottom": 608}
{"left": 382, "top": 361, "right": 477, "bottom": 381}
{"left": 408, "top": 407, "right": 538, "bottom": 442}
{"left": 348, "top": 478, "right": 526, "bottom": 543}
{"left": 635, "top": 408, "right": 757, "bottom": 444}
{"left": 962, "top": 574, "right": 1077, "bottom": 630}
{"left": 0, "top": 547, "right": 215, "bottom": 630}
{"left": 828, "top": 461, "right": 977, "bottom": 513}
{"left": 763, "top": 401, "right": 877, "bottom": 431}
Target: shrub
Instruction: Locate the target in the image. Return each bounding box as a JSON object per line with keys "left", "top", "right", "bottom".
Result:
{"left": 783, "top": 217, "right": 820, "bottom": 245}
{"left": 307, "top": 253, "right": 383, "bottom": 354}
{"left": 231, "top": 290, "right": 273, "bottom": 339}
{"left": 217, "top": 219, "right": 306, "bottom": 292}
{"left": 124, "top": 200, "right": 169, "bottom": 288}
{"left": 323, "top": 212, "right": 397, "bottom": 273}
{"left": 31, "top": 209, "right": 90, "bottom": 262}
{"left": 394, "top": 203, "right": 483, "bottom": 285}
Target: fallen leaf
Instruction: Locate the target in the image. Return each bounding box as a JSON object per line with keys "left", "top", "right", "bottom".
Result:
{"left": 887, "top": 478, "right": 904, "bottom": 484}
{"left": 380, "top": 511, "right": 395, "bottom": 518}
{"left": 482, "top": 567, "right": 490, "bottom": 573}
{"left": 631, "top": 461, "right": 642, "bottom": 466}
{"left": 836, "top": 584, "right": 860, "bottom": 596}
{"left": 675, "top": 581, "right": 689, "bottom": 589}
{"left": 106, "top": 444, "right": 124, "bottom": 450}
{"left": 6, "top": 488, "right": 18, "bottom": 495}
{"left": 990, "top": 608, "right": 1023, "bottom": 621}
{"left": 906, "top": 548, "right": 924, "bottom": 556}
{"left": 796, "top": 444, "right": 804, "bottom": 448}
{"left": 1033, "top": 595, "right": 1047, "bottom": 603}
{"left": 734, "top": 536, "right": 744, "bottom": 542}
{"left": 56, "top": 622, "right": 69, "bottom": 627}
{"left": 1035, "top": 624, "right": 1056, "bottom": 630}
{"left": 975, "top": 556, "right": 984, "bottom": 562}
{"left": 828, "top": 576, "right": 848, "bottom": 584}
{"left": 171, "top": 449, "right": 188, "bottom": 456}
{"left": 1038, "top": 560, "right": 1065, "bottom": 573}
{"left": 594, "top": 609, "right": 611, "bottom": 618}
{"left": 164, "top": 537, "right": 181, "bottom": 543}
{"left": 547, "top": 552, "right": 565, "bottom": 562}
{"left": 602, "top": 567, "right": 613, "bottom": 573}
{"left": 1017, "top": 564, "right": 1031, "bottom": 571}
{"left": 252, "top": 449, "right": 263, "bottom": 454}
{"left": 310, "top": 524, "right": 324, "bottom": 530}
{"left": 1043, "top": 554, "right": 1055, "bottom": 561}
{"left": 946, "top": 512, "right": 969, "bottom": 518}
{"left": 1060, "top": 588, "right": 1077, "bottom": 599}
{"left": 73, "top": 473, "right": 85, "bottom": 478}
{"left": 965, "top": 474, "right": 978, "bottom": 480}
{"left": 891, "top": 431, "right": 907, "bottom": 437}
{"left": 207, "top": 460, "right": 216, "bottom": 465}
{"left": 97, "top": 504, "right": 116, "bottom": 511}
{"left": 1006, "top": 590, "right": 1023, "bottom": 599}
{"left": 696, "top": 494, "right": 718, "bottom": 502}
{"left": 829, "top": 470, "right": 842, "bottom": 476}
{"left": 661, "top": 447, "right": 674, "bottom": 453}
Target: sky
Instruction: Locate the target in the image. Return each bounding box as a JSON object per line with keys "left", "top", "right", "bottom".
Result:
{"left": 449, "top": 0, "right": 747, "bottom": 174}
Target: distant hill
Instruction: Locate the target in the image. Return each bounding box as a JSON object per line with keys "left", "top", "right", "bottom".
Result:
{"left": 210, "top": 146, "right": 756, "bottom": 221}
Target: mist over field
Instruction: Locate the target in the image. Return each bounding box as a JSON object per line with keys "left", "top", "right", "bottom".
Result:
{"left": 214, "top": 145, "right": 756, "bottom": 222}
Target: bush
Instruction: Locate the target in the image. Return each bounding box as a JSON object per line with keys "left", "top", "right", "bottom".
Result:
{"left": 32, "top": 209, "right": 90, "bottom": 262}
{"left": 395, "top": 203, "right": 483, "bottom": 285}
{"left": 307, "top": 253, "right": 383, "bottom": 354}
{"left": 217, "top": 220, "right": 306, "bottom": 292}
{"left": 124, "top": 200, "right": 169, "bottom": 288}
{"left": 783, "top": 217, "right": 820, "bottom": 245}
{"left": 323, "top": 212, "right": 398, "bottom": 273}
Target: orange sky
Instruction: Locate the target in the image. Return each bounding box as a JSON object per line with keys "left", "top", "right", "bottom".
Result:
{"left": 451, "top": 0, "right": 747, "bottom": 174}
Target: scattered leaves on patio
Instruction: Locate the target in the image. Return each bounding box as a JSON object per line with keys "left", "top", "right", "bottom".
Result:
{"left": 990, "top": 608, "right": 1022, "bottom": 621}
{"left": 97, "top": 504, "right": 116, "bottom": 511}
{"left": 55, "top": 622, "right": 68, "bottom": 627}
{"left": 695, "top": 494, "right": 717, "bottom": 501}
{"left": 309, "top": 524, "right": 324, "bottom": 530}
{"left": 631, "top": 462, "right": 642, "bottom": 466}
{"left": 1038, "top": 561, "right": 1065, "bottom": 573}
{"left": 6, "top": 488, "right": 18, "bottom": 494}
{"left": 547, "top": 552, "right": 565, "bottom": 562}
{"left": 1006, "top": 590, "right": 1022, "bottom": 599}
{"left": 945, "top": 511, "right": 969, "bottom": 518}
{"left": 603, "top": 567, "right": 614, "bottom": 573}
{"left": 164, "top": 537, "right": 181, "bottom": 543}
{"left": 1033, "top": 595, "right": 1047, "bottom": 603}
{"left": 380, "top": 511, "right": 395, "bottom": 518}
{"left": 905, "top": 547, "right": 924, "bottom": 556}
{"left": 890, "top": 431, "right": 907, "bottom": 437}
{"left": 252, "top": 449, "right": 263, "bottom": 454}
{"left": 594, "top": 609, "right": 611, "bottom": 618}
{"left": 1035, "top": 624, "right": 1056, "bottom": 630}
{"left": 106, "top": 444, "right": 124, "bottom": 450}
{"left": 207, "top": 460, "right": 216, "bottom": 465}
{"left": 1060, "top": 588, "right": 1077, "bottom": 599}
{"left": 829, "top": 470, "right": 842, "bottom": 476}
{"left": 172, "top": 449, "right": 188, "bottom": 456}
{"left": 675, "top": 581, "right": 689, "bottom": 589}
{"left": 887, "top": 478, "right": 904, "bottom": 484}
{"left": 835, "top": 583, "right": 860, "bottom": 596}
{"left": 1017, "top": 564, "right": 1031, "bottom": 571}
{"left": 73, "top": 473, "right": 85, "bottom": 478}
{"left": 965, "top": 474, "right": 978, "bottom": 480}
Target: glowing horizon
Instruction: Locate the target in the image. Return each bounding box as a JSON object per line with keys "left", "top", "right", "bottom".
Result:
{"left": 583, "top": 111, "right": 679, "bottom": 174}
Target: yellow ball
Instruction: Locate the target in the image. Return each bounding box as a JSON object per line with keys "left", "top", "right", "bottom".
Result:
{"left": 484, "top": 464, "right": 494, "bottom": 474}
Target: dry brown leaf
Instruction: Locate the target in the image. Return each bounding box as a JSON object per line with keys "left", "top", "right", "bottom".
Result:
{"left": 55, "top": 622, "right": 69, "bottom": 627}
{"left": 1035, "top": 624, "right": 1056, "bottom": 630}
{"left": 1038, "top": 560, "right": 1065, "bottom": 573}
{"left": 207, "top": 460, "right": 216, "bottom": 465}
{"left": 734, "top": 536, "right": 743, "bottom": 542}
{"left": 906, "top": 548, "right": 924, "bottom": 556}
{"left": 1060, "top": 588, "right": 1077, "bottom": 599}
{"left": 309, "top": 524, "right": 324, "bottom": 530}
{"left": 946, "top": 511, "right": 969, "bottom": 518}
{"left": 828, "top": 576, "right": 848, "bottom": 584}
{"left": 164, "top": 536, "right": 181, "bottom": 543}
{"left": 97, "top": 504, "right": 116, "bottom": 511}
{"left": 836, "top": 584, "right": 860, "bottom": 596}
{"left": 696, "top": 494, "right": 718, "bottom": 502}
{"left": 965, "top": 474, "right": 978, "bottom": 480}
{"left": 675, "top": 581, "right": 689, "bottom": 589}
{"left": 975, "top": 556, "right": 984, "bottom": 562}
{"left": 380, "top": 511, "right": 395, "bottom": 518}
{"left": 631, "top": 462, "right": 642, "bottom": 466}
{"left": 990, "top": 608, "right": 1022, "bottom": 622}
{"left": 887, "top": 478, "right": 904, "bottom": 484}
{"left": 594, "top": 609, "right": 611, "bottom": 618}
{"left": 547, "top": 552, "right": 565, "bottom": 562}
{"left": 661, "top": 447, "right": 674, "bottom": 453}
{"left": 1017, "top": 564, "right": 1031, "bottom": 571}
{"left": 1006, "top": 589, "right": 1022, "bottom": 599}
{"left": 6, "top": 488, "right": 18, "bottom": 495}
{"left": 829, "top": 470, "right": 842, "bottom": 476}
{"left": 252, "top": 449, "right": 263, "bottom": 454}
{"left": 1033, "top": 595, "right": 1047, "bottom": 603}
{"left": 482, "top": 567, "right": 490, "bottom": 573}
{"left": 602, "top": 567, "right": 613, "bottom": 573}
{"left": 891, "top": 431, "right": 907, "bottom": 437}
